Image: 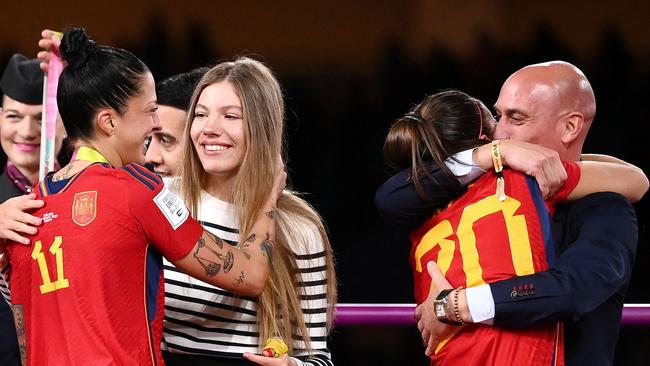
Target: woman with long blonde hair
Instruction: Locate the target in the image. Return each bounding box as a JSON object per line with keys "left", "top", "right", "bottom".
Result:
{"left": 162, "top": 57, "right": 337, "bottom": 366}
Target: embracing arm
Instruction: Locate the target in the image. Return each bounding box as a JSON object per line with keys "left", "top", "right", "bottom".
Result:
{"left": 374, "top": 161, "right": 465, "bottom": 232}
{"left": 0, "top": 193, "right": 45, "bottom": 305}
{"left": 473, "top": 140, "right": 568, "bottom": 198}
{"left": 173, "top": 202, "right": 276, "bottom": 297}
{"left": 487, "top": 192, "right": 637, "bottom": 327}
{"left": 418, "top": 192, "right": 637, "bottom": 354}
{"left": 568, "top": 159, "right": 648, "bottom": 202}
{"left": 375, "top": 141, "right": 568, "bottom": 231}
{"left": 416, "top": 192, "right": 637, "bottom": 354}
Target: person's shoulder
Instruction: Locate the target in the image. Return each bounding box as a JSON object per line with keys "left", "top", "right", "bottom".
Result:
{"left": 281, "top": 210, "right": 326, "bottom": 255}
{"left": 563, "top": 192, "right": 636, "bottom": 225}
{"left": 0, "top": 171, "right": 22, "bottom": 201}
{"left": 570, "top": 191, "right": 632, "bottom": 209}
{"left": 112, "top": 163, "right": 164, "bottom": 191}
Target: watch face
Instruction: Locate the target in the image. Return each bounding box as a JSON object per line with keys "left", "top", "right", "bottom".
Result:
{"left": 435, "top": 302, "right": 446, "bottom": 318}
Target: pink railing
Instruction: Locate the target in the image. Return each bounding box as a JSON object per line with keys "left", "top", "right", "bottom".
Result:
{"left": 334, "top": 303, "right": 650, "bottom": 326}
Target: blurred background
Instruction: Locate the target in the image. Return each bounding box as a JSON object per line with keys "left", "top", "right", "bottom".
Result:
{"left": 1, "top": 0, "right": 649, "bottom": 364}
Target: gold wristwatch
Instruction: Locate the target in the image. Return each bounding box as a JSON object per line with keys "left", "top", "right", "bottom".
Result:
{"left": 434, "top": 289, "right": 462, "bottom": 325}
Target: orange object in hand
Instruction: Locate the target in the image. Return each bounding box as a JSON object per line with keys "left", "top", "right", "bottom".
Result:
{"left": 262, "top": 337, "right": 288, "bottom": 358}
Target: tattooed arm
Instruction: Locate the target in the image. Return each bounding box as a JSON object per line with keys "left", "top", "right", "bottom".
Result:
{"left": 173, "top": 206, "right": 277, "bottom": 296}
{"left": 172, "top": 161, "right": 286, "bottom": 296}
{"left": 12, "top": 304, "right": 26, "bottom": 365}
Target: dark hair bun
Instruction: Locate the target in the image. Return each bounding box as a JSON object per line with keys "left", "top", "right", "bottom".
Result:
{"left": 60, "top": 27, "right": 96, "bottom": 71}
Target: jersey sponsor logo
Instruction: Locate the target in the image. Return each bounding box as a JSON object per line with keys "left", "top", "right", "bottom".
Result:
{"left": 153, "top": 185, "right": 189, "bottom": 230}
{"left": 42, "top": 212, "right": 59, "bottom": 223}
{"left": 72, "top": 191, "right": 97, "bottom": 226}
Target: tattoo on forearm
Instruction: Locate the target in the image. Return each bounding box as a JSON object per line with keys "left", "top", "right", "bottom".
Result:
{"left": 223, "top": 251, "right": 234, "bottom": 273}
{"left": 265, "top": 208, "right": 275, "bottom": 220}
{"left": 233, "top": 270, "right": 245, "bottom": 287}
{"left": 260, "top": 233, "right": 274, "bottom": 262}
{"left": 194, "top": 238, "right": 220, "bottom": 275}
{"left": 236, "top": 233, "right": 256, "bottom": 260}
{"left": 193, "top": 235, "right": 235, "bottom": 276}
{"left": 13, "top": 304, "right": 26, "bottom": 365}
{"left": 205, "top": 230, "right": 223, "bottom": 249}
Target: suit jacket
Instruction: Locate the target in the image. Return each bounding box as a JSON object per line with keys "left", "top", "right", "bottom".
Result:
{"left": 489, "top": 192, "right": 637, "bottom": 365}
{"left": 0, "top": 168, "right": 24, "bottom": 204}
{"left": 375, "top": 164, "right": 638, "bottom": 365}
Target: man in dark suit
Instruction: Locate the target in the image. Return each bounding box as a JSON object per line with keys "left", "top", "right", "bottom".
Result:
{"left": 378, "top": 61, "right": 639, "bottom": 365}
{"left": 0, "top": 53, "right": 67, "bottom": 366}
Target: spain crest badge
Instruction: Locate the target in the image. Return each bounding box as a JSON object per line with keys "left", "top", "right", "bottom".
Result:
{"left": 72, "top": 191, "right": 97, "bottom": 226}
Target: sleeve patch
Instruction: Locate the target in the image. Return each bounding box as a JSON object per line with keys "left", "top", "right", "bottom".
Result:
{"left": 153, "top": 185, "right": 190, "bottom": 230}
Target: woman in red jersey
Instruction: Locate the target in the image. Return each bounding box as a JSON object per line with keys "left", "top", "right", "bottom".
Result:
{"left": 0, "top": 28, "right": 284, "bottom": 366}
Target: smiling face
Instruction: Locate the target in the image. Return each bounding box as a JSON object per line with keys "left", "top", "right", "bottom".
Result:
{"left": 190, "top": 80, "right": 246, "bottom": 187}
{"left": 145, "top": 105, "right": 186, "bottom": 177}
{"left": 112, "top": 72, "right": 160, "bottom": 166}
{"left": 0, "top": 95, "right": 66, "bottom": 181}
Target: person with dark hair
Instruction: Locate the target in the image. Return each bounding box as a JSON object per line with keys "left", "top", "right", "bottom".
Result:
{"left": 145, "top": 67, "right": 209, "bottom": 177}
{"left": 378, "top": 89, "right": 647, "bottom": 365}
{"left": 0, "top": 53, "right": 67, "bottom": 366}
{"left": 378, "top": 62, "right": 646, "bottom": 365}
{"left": 0, "top": 28, "right": 285, "bottom": 365}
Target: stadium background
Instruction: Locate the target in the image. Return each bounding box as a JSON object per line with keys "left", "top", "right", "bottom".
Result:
{"left": 1, "top": 1, "right": 648, "bottom": 364}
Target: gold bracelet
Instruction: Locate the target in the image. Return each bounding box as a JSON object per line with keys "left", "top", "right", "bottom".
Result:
{"left": 490, "top": 140, "right": 503, "bottom": 173}
{"left": 452, "top": 287, "right": 464, "bottom": 325}
{"left": 490, "top": 140, "right": 506, "bottom": 201}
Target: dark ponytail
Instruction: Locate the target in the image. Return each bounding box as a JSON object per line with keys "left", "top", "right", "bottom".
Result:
{"left": 383, "top": 89, "right": 487, "bottom": 199}
{"left": 57, "top": 27, "right": 149, "bottom": 140}
{"left": 60, "top": 29, "right": 96, "bottom": 71}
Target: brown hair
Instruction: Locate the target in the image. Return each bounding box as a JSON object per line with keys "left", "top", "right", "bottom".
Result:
{"left": 383, "top": 89, "right": 490, "bottom": 199}
{"left": 179, "top": 57, "right": 336, "bottom": 353}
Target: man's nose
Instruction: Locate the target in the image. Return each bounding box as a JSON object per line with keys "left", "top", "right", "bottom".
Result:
{"left": 145, "top": 140, "right": 162, "bottom": 165}
{"left": 152, "top": 112, "right": 162, "bottom": 131}
{"left": 493, "top": 123, "right": 509, "bottom": 140}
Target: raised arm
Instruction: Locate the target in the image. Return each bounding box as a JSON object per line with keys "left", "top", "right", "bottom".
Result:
{"left": 37, "top": 29, "right": 62, "bottom": 72}
{"left": 375, "top": 140, "right": 568, "bottom": 231}
{"left": 472, "top": 140, "right": 568, "bottom": 198}
{"left": 173, "top": 199, "right": 277, "bottom": 297}
{"left": 569, "top": 160, "right": 648, "bottom": 202}
{"left": 0, "top": 194, "right": 44, "bottom": 246}
{"left": 374, "top": 161, "right": 465, "bottom": 232}
{"left": 172, "top": 162, "right": 286, "bottom": 297}
{"left": 0, "top": 194, "right": 45, "bottom": 303}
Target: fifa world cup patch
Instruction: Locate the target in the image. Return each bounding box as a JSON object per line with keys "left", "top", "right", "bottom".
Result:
{"left": 72, "top": 191, "right": 97, "bottom": 226}
{"left": 153, "top": 186, "right": 189, "bottom": 230}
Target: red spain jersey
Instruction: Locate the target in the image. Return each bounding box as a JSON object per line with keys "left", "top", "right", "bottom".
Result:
{"left": 410, "top": 162, "right": 580, "bottom": 366}
{"left": 6, "top": 163, "right": 203, "bottom": 366}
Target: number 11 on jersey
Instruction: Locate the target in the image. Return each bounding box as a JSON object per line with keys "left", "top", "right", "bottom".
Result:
{"left": 31, "top": 236, "right": 69, "bottom": 294}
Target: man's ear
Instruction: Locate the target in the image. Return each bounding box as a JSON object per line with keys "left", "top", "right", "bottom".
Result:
{"left": 95, "top": 109, "right": 116, "bottom": 136}
{"left": 561, "top": 112, "right": 584, "bottom": 144}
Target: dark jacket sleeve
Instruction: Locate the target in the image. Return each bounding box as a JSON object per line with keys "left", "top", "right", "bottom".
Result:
{"left": 374, "top": 162, "right": 466, "bottom": 232}
{"left": 490, "top": 192, "right": 638, "bottom": 328}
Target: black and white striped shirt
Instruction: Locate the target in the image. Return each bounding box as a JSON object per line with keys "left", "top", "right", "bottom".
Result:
{"left": 162, "top": 191, "right": 333, "bottom": 366}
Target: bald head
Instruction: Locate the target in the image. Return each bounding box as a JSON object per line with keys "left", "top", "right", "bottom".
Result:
{"left": 494, "top": 61, "right": 596, "bottom": 161}
{"left": 517, "top": 61, "right": 596, "bottom": 123}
